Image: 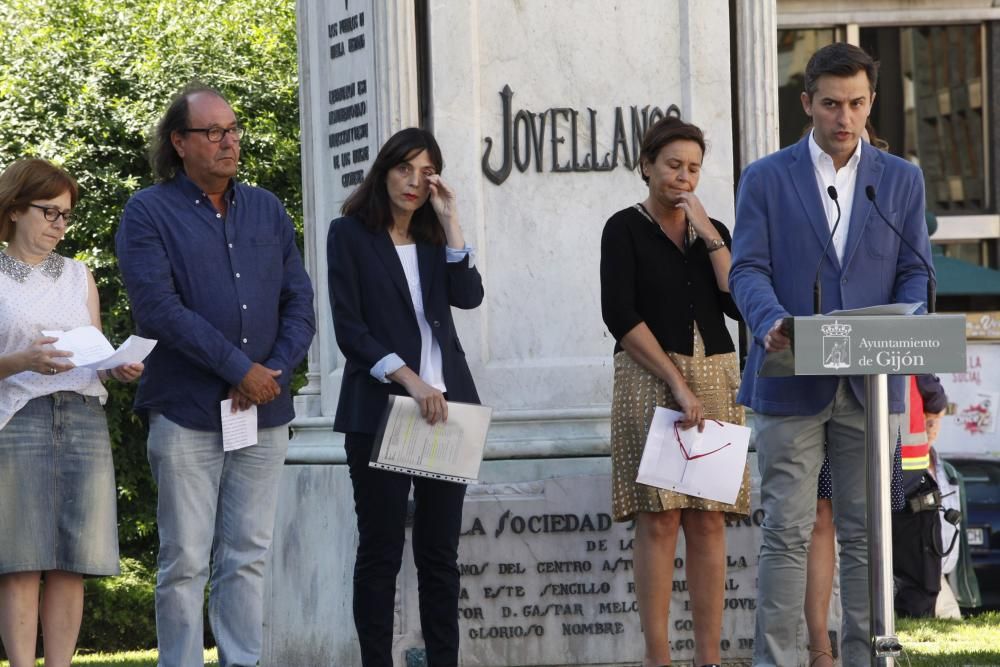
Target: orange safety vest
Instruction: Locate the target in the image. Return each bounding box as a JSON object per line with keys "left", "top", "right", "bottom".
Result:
{"left": 900, "top": 375, "right": 930, "bottom": 471}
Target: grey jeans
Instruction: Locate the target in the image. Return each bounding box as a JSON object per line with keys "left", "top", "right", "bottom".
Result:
{"left": 147, "top": 412, "right": 289, "bottom": 667}
{"left": 751, "top": 380, "right": 873, "bottom": 667}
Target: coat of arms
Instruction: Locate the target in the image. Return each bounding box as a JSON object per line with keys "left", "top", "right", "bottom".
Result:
{"left": 821, "top": 320, "right": 852, "bottom": 370}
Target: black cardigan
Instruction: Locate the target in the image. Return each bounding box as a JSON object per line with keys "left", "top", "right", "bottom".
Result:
{"left": 600, "top": 205, "right": 741, "bottom": 356}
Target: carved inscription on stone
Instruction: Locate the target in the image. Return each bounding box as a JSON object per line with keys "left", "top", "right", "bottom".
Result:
{"left": 325, "top": 1, "right": 373, "bottom": 188}
{"left": 400, "top": 475, "right": 761, "bottom": 665}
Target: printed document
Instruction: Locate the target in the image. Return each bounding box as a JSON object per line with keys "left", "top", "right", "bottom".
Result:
{"left": 370, "top": 396, "right": 492, "bottom": 483}
{"left": 636, "top": 407, "right": 750, "bottom": 504}
{"left": 43, "top": 325, "right": 156, "bottom": 370}
{"left": 220, "top": 400, "right": 258, "bottom": 451}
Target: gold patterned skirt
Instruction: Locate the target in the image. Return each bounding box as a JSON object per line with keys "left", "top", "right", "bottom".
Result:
{"left": 610, "top": 329, "right": 751, "bottom": 522}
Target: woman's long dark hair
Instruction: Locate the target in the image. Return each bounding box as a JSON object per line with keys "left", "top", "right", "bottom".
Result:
{"left": 341, "top": 127, "right": 446, "bottom": 245}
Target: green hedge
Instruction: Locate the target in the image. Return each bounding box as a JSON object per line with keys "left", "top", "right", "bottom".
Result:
{"left": 0, "top": 0, "right": 301, "bottom": 650}
{"left": 80, "top": 559, "right": 157, "bottom": 652}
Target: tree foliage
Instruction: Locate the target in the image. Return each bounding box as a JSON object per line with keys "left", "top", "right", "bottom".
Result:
{"left": 0, "top": 0, "right": 300, "bottom": 566}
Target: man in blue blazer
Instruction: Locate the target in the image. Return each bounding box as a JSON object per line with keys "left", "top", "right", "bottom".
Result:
{"left": 730, "top": 43, "right": 932, "bottom": 666}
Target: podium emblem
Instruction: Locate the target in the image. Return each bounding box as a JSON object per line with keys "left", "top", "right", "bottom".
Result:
{"left": 821, "top": 321, "right": 852, "bottom": 369}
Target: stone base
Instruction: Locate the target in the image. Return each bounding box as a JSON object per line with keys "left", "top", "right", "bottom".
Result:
{"left": 263, "top": 454, "right": 839, "bottom": 666}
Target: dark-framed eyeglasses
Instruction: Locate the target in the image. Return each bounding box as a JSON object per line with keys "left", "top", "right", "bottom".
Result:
{"left": 28, "top": 203, "right": 73, "bottom": 225}
{"left": 182, "top": 126, "right": 245, "bottom": 143}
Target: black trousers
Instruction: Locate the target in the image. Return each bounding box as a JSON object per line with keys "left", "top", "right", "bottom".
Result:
{"left": 892, "top": 508, "right": 942, "bottom": 618}
{"left": 345, "top": 432, "right": 467, "bottom": 667}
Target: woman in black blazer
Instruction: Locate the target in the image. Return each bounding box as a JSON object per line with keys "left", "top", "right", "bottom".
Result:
{"left": 327, "top": 127, "right": 483, "bottom": 667}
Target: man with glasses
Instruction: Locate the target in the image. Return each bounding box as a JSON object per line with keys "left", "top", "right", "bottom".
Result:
{"left": 115, "top": 85, "right": 315, "bottom": 667}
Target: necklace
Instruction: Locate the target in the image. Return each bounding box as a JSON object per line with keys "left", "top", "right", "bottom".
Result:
{"left": 634, "top": 203, "right": 693, "bottom": 249}
{"left": 0, "top": 251, "right": 64, "bottom": 283}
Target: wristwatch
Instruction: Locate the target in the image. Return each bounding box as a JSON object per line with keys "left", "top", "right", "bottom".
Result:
{"left": 706, "top": 238, "right": 726, "bottom": 253}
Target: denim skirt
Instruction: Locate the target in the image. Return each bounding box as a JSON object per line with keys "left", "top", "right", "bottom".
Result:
{"left": 0, "top": 392, "right": 120, "bottom": 575}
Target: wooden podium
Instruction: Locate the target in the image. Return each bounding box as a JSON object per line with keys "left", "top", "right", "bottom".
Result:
{"left": 761, "top": 308, "right": 966, "bottom": 666}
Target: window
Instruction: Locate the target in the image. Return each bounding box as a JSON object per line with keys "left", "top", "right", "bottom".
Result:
{"left": 865, "top": 25, "right": 987, "bottom": 215}
{"left": 776, "top": 28, "right": 836, "bottom": 149}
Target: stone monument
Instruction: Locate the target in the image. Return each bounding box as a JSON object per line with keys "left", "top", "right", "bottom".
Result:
{"left": 263, "top": 2, "right": 784, "bottom": 665}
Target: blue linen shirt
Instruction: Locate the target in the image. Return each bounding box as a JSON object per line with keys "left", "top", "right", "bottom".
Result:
{"left": 115, "top": 172, "right": 315, "bottom": 431}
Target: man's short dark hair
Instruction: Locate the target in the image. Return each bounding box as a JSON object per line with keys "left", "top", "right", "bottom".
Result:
{"left": 804, "top": 43, "right": 878, "bottom": 99}
{"left": 149, "top": 84, "right": 227, "bottom": 182}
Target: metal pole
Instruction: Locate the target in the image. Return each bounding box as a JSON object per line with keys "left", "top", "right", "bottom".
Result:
{"left": 865, "top": 374, "right": 901, "bottom": 665}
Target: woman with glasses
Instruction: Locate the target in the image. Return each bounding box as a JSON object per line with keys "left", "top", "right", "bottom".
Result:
{"left": 0, "top": 159, "right": 142, "bottom": 666}
{"left": 327, "top": 127, "right": 483, "bottom": 667}
{"left": 600, "top": 117, "right": 749, "bottom": 667}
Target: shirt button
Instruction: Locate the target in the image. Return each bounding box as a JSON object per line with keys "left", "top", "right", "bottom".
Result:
{"left": 216, "top": 213, "right": 222, "bottom": 219}
{"left": 433, "top": 320, "right": 441, "bottom": 328}
{"left": 242, "top": 304, "right": 247, "bottom": 310}
{"left": 242, "top": 338, "right": 248, "bottom": 344}
{"left": 195, "top": 199, "right": 200, "bottom": 204}
{"left": 235, "top": 273, "right": 241, "bottom": 278}
{"left": 842, "top": 278, "right": 848, "bottom": 284}
{"left": 228, "top": 243, "right": 233, "bottom": 249}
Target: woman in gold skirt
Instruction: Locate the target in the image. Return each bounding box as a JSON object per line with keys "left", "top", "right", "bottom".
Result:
{"left": 599, "top": 116, "right": 749, "bottom": 667}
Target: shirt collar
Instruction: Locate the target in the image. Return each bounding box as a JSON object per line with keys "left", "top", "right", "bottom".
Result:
{"left": 808, "top": 129, "right": 862, "bottom": 172}
{"left": 172, "top": 170, "right": 239, "bottom": 205}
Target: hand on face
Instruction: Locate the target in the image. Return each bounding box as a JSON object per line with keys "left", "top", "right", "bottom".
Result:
{"left": 645, "top": 138, "right": 703, "bottom": 217}
{"left": 672, "top": 191, "right": 714, "bottom": 239}
{"left": 426, "top": 174, "right": 456, "bottom": 224}
{"left": 386, "top": 150, "right": 437, "bottom": 222}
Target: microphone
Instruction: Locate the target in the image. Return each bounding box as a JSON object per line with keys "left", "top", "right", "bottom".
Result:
{"left": 864, "top": 185, "right": 936, "bottom": 313}
{"left": 812, "top": 185, "right": 841, "bottom": 314}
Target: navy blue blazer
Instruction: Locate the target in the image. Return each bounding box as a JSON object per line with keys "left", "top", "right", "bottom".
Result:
{"left": 327, "top": 215, "right": 483, "bottom": 434}
{"left": 730, "top": 136, "right": 933, "bottom": 416}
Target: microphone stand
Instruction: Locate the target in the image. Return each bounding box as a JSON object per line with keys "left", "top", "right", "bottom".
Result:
{"left": 813, "top": 185, "right": 842, "bottom": 314}
{"left": 865, "top": 185, "right": 937, "bottom": 313}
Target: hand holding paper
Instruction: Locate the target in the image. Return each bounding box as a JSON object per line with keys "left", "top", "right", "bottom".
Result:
{"left": 636, "top": 407, "right": 750, "bottom": 505}
{"left": 42, "top": 325, "right": 156, "bottom": 370}
{"left": 221, "top": 399, "right": 258, "bottom": 451}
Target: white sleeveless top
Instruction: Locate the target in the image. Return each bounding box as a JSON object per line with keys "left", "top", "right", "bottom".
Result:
{"left": 394, "top": 244, "right": 446, "bottom": 392}
{"left": 0, "top": 252, "right": 106, "bottom": 430}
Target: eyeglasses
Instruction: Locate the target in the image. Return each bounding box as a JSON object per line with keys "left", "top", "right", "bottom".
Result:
{"left": 182, "top": 126, "right": 245, "bottom": 143}
{"left": 28, "top": 203, "right": 73, "bottom": 225}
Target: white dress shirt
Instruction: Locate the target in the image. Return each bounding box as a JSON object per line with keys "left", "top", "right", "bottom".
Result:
{"left": 808, "top": 130, "right": 863, "bottom": 263}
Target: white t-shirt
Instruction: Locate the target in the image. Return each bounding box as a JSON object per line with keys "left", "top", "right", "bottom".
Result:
{"left": 395, "top": 244, "right": 447, "bottom": 392}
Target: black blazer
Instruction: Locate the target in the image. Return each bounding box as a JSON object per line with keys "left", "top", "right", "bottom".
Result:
{"left": 327, "top": 215, "right": 483, "bottom": 434}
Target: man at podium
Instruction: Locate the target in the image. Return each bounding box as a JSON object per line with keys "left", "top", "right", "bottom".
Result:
{"left": 729, "top": 43, "right": 933, "bottom": 667}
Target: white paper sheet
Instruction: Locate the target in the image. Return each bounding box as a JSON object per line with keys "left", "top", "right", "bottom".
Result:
{"left": 42, "top": 325, "right": 157, "bottom": 370}
{"left": 827, "top": 302, "right": 922, "bottom": 316}
{"left": 370, "top": 396, "right": 492, "bottom": 483}
{"left": 221, "top": 400, "right": 258, "bottom": 451}
{"left": 636, "top": 407, "right": 751, "bottom": 504}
